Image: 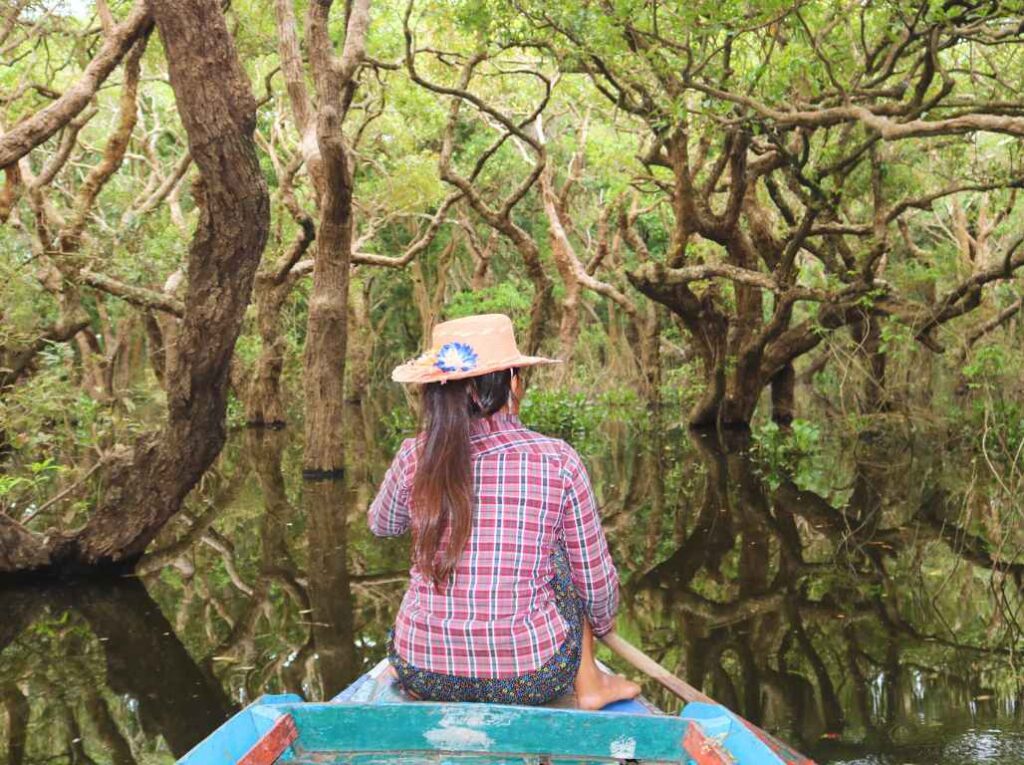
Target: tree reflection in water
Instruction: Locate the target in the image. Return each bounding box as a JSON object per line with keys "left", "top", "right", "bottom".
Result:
{"left": 610, "top": 426, "right": 1023, "bottom": 763}
{"left": 0, "top": 407, "right": 1021, "bottom": 764}
{"left": 303, "top": 478, "right": 357, "bottom": 697}
{"left": 0, "top": 578, "right": 234, "bottom": 763}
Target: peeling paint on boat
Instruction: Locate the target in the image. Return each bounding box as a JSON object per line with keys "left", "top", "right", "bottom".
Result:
{"left": 423, "top": 707, "right": 496, "bottom": 750}
{"left": 610, "top": 734, "right": 637, "bottom": 758}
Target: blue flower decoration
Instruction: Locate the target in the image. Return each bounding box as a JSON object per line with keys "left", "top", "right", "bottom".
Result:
{"left": 434, "top": 342, "right": 478, "bottom": 373}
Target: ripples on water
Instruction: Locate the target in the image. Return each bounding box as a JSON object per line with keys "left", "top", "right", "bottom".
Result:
{"left": 1, "top": 405, "right": 1021, "bottom": 764}
{"left": 827, "top": 729, "right": 1024, "bottom": 765}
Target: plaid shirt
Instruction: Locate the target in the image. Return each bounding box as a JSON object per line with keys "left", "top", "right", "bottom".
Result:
{"left": 369, "top": 413, "right": 619, "bottom": 678}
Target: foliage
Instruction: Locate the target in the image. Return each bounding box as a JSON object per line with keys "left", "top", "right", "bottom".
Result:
{"left": 4, "top": 0, "right": 1024, "bottom": 476}
{"left": 960, "top": 340, "right": 1024, "bottom": 471}
{"left": 519, "top": 388, "right": 603, "bottom": 447}
{"left": 381, "top": 404, "right": 418, "bottom": 453}
{"left": 3, "top": 1, "right": 1024, "bottom": 760}
{"left": 963, "top": 345, "right": 1012, "bottom": 392}
{"left": 380, "top": 386, "right": 633, "bottom": 455}
{"left": 444, "top": 282, "right": 534, "bottom": 333}
{"left": 0, "top": 457, "right": 63, "bottom": 518}
{"left": 750, "top": 419, "right": 823, "bottom": 487}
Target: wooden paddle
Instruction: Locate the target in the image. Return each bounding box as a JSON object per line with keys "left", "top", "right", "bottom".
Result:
{"left": 600, "top": 632, "right": 816, "bottom": 765}
{"left": 600, "top": 632, "right": 715, "bottom": 705}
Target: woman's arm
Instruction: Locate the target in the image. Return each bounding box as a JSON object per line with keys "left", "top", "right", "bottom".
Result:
{"left": 559, "top": 445, "right": 619, "bottom": 636}
{"left": 368, "top": 438, "right": 416, "bottom": 536}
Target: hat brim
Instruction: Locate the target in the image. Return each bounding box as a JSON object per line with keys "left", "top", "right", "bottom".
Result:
{"left": 392, "top": 354, "right": 561, "bottom": 384}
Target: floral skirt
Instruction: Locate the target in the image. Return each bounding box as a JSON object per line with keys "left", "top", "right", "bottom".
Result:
{"left": 387, "top": 548, "right": 582, "bottom": 705}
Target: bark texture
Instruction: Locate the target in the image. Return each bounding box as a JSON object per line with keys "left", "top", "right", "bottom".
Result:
{"left": 301, "top": 0, "right": 371, "bottom": 476}
{"left": 246, "top": 218, "right": 315, "bottom": 426}
{"left": 301, "top": 132, "right": 353, "bottom": 473}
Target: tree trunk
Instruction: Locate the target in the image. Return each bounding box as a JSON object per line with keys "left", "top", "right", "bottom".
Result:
{"left": 770, "top": 364, "right": 796, "bottom": 425}
{"left": 140, "top": 271, "right": 185, "bottom": 392}
{"left": 628, "top": 263, "right": 746, "bottom": 427}
{"left": 0, "top": 513, "right": 51, "bottom": 571}
{"left": 246, "top": 274, "right": 293, "bottom": 427}
{"left": 243, "top": 210, "right": 315, "bottom": 427}
{"left": 300, "top": 0, "right": 370, "bottom": 475}
{"left": 638, "top": 305, "right": 663, "bottom": 405}
{"left": 854, "top": 315, "right": 887, "bottom": 413}
{"left": 0, "top": 0, "right": 269, "bottom": 573}
{"left": 301, "top": 130, "right": 352, "bottom": 476}
{"left": 467, "top": 227, "right": 494, "bottom": 290}
{"left": 410, "top": 255, "right": 432, "bottom": 348}
{"left": 555, "top": 284, "right": 581, "bottom": 383}
{"left": 630, "top": 278, "right": 793, "bottom": 428}
{"left": 547, "top": 218, "right": 582, "bottom": 379}
{"left": 410, "top": 235, "right": 456, "bottom": 348}
{"left": 345, "top": 278, "right": 373, "bottom": 403}
{"left": 76, "top": 329, "right": 111, "bottom": 401}
{"left": 109, "top": 314, "right": 147, "bottom": 395}
{"left": 1, "top": 684, "right": 28, "bottom": 765}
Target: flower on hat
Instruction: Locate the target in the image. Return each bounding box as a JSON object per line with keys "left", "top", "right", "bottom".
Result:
{"left": 434, "top": 342, "right": 478, "bottom": 373}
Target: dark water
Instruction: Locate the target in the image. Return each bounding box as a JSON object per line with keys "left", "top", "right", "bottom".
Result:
{"left": 1, "top": 403, "right": 1022, "bottom": 764}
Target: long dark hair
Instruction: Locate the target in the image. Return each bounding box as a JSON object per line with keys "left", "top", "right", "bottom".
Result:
{"left": 412, "top": 368, "right": 516, "bottom": 588}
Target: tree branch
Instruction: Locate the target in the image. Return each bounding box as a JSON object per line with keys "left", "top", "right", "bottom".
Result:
{"left": 0, "top": 1, "right": 152, "bottom": 168}
{"left": 79, "top": 268, "right": 185, "bottom": 317}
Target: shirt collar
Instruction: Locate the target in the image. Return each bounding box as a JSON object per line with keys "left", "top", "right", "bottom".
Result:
{"left": 469, "top": 411, "right": 523, "bottom": 437}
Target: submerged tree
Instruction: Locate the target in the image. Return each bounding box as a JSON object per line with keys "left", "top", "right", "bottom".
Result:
{"left": 2, "top": 0, "right": 1024, "bottom": 576}
{"left": 262, "top": 0, "right": 461, "bottom": 466}
{"left": 0, "top": 0, "right": 269, "bottom": 572}
{"left": 502, "top": 0, "right": 1024, "bottom": 427}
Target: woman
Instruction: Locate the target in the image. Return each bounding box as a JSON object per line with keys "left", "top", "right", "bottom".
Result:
{"left": 369, "top": 313, "right": 640, "bottom": 709}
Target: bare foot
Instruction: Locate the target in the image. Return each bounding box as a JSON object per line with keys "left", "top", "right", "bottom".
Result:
{"left": 575, "top": 669, "right": 642, "bottom": 711}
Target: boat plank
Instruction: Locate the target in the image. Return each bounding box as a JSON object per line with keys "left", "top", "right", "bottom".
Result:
{"left": 682, "top": 702, "right": 811, "bottom": 764}
{"left": 238, "top": 714, "right": 298, "bottom": 765}
{"left": 291, "top": 756, "right": 680, "bottom": 764}
{"left": 682, "top": 724, "right": 732, "bottom": 765}
{"left": 179, "top": 694, "right": 302, "bottom": 765}
{"left": 286, "top": 702, "right": 690, "bottom": 762}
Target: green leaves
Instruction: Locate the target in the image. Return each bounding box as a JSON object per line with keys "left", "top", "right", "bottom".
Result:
{"left": 0, "top": 457, "right": 64, "bottom": 519}
{"left": 520, "top": 388, "right": 600, "bottom": 446}
{"left": 445, "top": 283, "right": 533, "bottom": 331}
{"left": 963, "top": 345, "right": 1011, "bottom": 390}
{"left": 751, "top": 418, "right": 823, "bottom": 488}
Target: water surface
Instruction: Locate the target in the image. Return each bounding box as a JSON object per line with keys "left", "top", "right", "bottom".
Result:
{"left": 1, "top": 405, "right": 1021, "bottom": 763}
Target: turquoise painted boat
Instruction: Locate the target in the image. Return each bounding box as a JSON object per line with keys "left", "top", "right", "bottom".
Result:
{"left": 178, "top": 659, "right": 816, "bottom": 764}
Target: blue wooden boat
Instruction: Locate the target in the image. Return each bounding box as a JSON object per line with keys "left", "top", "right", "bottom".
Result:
{"left": 178, "top": 656, "right": 816, "bottom": 764}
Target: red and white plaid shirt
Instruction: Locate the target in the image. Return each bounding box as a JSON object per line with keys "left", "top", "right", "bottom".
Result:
{"left": 369, "top": 412, "right": 619, "bottom": 678}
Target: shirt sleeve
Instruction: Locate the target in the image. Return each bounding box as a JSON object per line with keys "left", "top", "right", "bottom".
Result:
{"left": 559, "top": 444, "right": 620, "bottom": 637}
{"left": 368, "top": 437, "right": 416, "bottom": 537}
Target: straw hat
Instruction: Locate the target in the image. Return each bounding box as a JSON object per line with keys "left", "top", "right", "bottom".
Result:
{"left": 392, "top": 314, "right": 560, "bottom": 384}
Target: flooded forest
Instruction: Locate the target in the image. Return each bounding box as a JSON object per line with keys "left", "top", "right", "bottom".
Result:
{"left": 2, "top": 1, "right": 1024, "bottom": 763}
